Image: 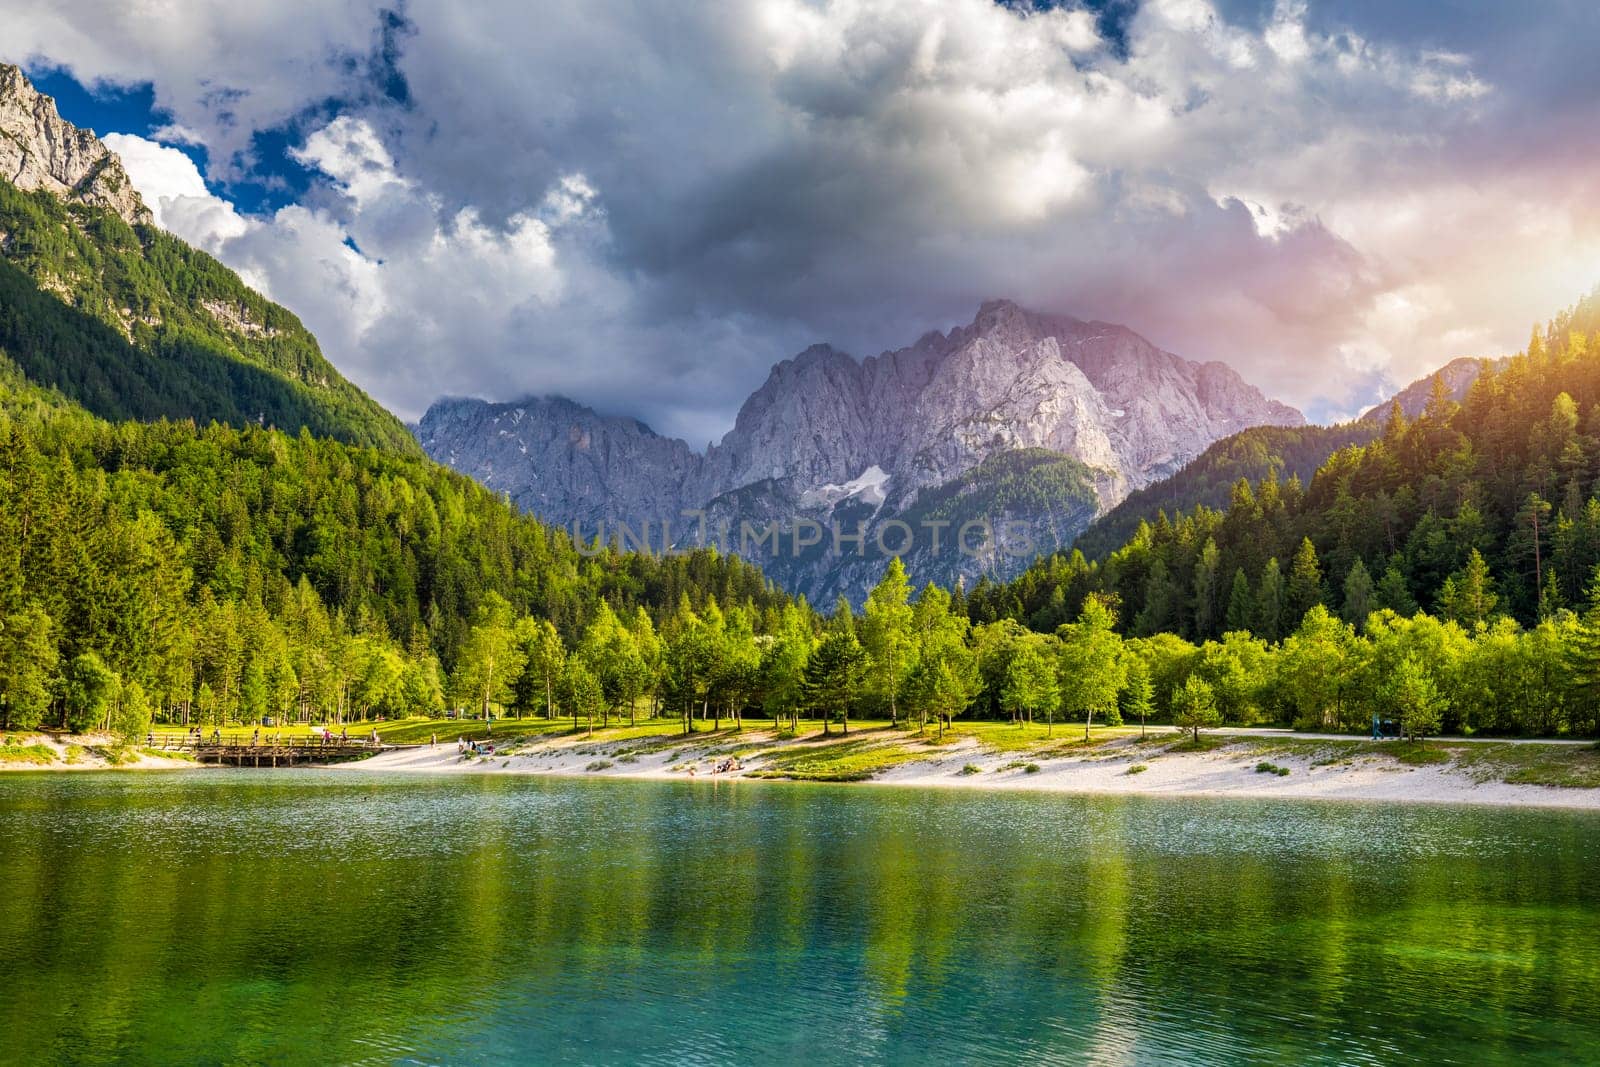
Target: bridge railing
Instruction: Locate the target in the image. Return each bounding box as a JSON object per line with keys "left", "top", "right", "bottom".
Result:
{"left": 148, "top": 735, "right": 395, "bottom": 753}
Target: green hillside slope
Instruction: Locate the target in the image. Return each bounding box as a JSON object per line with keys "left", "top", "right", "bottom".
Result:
{"left": 1073, "top": 423, "right": 1378, "bottom": 560}
{"left": 0, "top": 180, "right": 417, "bottom": 454}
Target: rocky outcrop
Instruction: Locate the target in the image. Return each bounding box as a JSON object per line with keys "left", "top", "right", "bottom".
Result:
{"left": 419, "top": 300, "right": 1303, "bottom": 601}
{"left": 0, "top": 64, "right": 151, "bottom": 226}
{"left": 698, "top": 299, "right": 1301, "bottom": 511}
{"left": 416, "top": 396, "right": 699, "bottom": 530}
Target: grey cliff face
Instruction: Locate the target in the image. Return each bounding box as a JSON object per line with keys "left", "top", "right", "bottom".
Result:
{"left": 415, "top": 396, "right": 699, "bottom": 529}
{"left": 418, "top": 300, "right": 1304, "bottom": 601}
{"left": 0, "top": 64, "right": 152, "bottom": 227}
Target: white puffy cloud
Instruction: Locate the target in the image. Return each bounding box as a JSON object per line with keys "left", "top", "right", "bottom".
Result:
{"left": 18, "top": 0, "right": 1600, "bottom": 436}
{"left": 106, "top": 122, "right": 599, "bottom": 423}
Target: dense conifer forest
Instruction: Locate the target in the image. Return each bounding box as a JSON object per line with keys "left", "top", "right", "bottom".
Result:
{"left": 0, "top": 358, "right": 783, "bottom": 734}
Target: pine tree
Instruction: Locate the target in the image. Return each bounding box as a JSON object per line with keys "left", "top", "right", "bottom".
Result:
{"left": 1286, "top": 537, "right": 1325, "bottom": 625}
{"left": 1192, "top": 538, "right": 1221, "bottom": 640}
{"left": 1135, "top": 558, "right": 1177, "bottom": 636}
{"left": 1438, "top": 548, "right": 1498, "bottom": 629}
{"left": 1255, "top": 558, "right": 1285, "bottom": 641}
{"left": 1375, "top": 562, "right": 1418, "bottom": 616}
{"left": 1342, "top": 559, "right": 1374, "bottom": 631}
{"left": 1224, "top": 569, "right": 1253, "bottom": 633}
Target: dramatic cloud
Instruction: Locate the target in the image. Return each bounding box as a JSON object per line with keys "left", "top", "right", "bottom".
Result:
{"left": 9, "top": 0, "right": 1600, "bottom": 436}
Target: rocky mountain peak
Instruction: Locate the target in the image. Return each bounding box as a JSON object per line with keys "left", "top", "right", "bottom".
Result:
{"left": 0, "top": 64, "right": 152, "bottom": 227}
{"left": 418, "top": 299, "right": 1304, "bottom": 603}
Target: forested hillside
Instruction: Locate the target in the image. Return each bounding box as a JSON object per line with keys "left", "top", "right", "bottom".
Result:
{"left": 1072, "top": 422, "right": 1378, "bottom": 560}
{"left": 0, "top": 181, "right": 418, "bottom": 453}
{"left": 0, "top": 361, "right": 783, "bottom": 733}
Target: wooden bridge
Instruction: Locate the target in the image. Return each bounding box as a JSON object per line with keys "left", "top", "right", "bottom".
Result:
{"left": 150, "top": 736, "right": 396, "bottom": 767}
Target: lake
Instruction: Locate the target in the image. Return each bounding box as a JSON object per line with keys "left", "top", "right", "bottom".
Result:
{"left": 1, "top": 771, "right": 1597, "bottom": 1064}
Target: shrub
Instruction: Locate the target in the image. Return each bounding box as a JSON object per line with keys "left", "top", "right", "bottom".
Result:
{"left": 959, "top": 763, "right": 982, "bottom": 776}
{"left": 1023, "top": 763, "right": 1041, "bottom": 774}
{"left": 0, "top": 741, "right": 55, "bottom": 765}
{"left": 1126, "top": 763, "right": 1148, "bottom": 775}
{"left": 585, "top": 760, "right": 613, "bottom": 772}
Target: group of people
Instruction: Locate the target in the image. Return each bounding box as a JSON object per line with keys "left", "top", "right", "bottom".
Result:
{"left": 688, "top": 756, "right": 742, "bottom": 776}
{"left": 457, "top": 737, "right": 495, "bottom": 758}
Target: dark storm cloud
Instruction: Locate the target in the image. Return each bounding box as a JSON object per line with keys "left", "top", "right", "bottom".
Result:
{"left": 9, "top": 0, "right": 1600, "bottom": 439}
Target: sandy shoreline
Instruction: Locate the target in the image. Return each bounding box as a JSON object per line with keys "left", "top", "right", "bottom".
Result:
{"left": 6, "top": 723, "right": 1597, "bottom": 809}
{"left": 334, "top": 728, "right": 1600, "bottom": 810}
{"left": 0, "top": 732, "right": 194, "bottom": 771}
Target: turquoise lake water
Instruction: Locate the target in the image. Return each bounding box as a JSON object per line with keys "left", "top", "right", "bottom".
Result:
{"left": 1, "top": 771, "right": 1597, "bottom": 1064}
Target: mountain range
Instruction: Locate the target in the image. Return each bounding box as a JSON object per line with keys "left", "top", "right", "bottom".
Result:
{"left": 418, "top": 301, "right": 1304, "bottom": 602}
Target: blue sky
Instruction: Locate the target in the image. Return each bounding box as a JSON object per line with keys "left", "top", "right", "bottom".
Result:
{"left": 32, "top": 67, "right": 307, "bottom": 216}
{"left": 9, "top": 1, "right": 1600, "bottom": 438}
